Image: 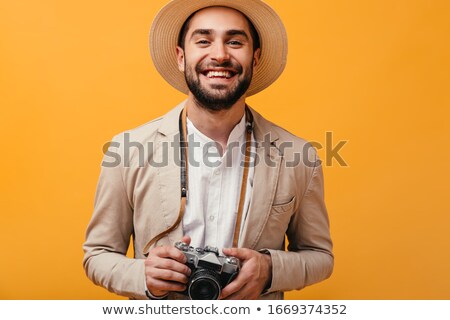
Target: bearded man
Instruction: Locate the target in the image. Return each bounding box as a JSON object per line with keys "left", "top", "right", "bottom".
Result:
{"left": 83, "top": 0, "right": 333, "bottom": 300}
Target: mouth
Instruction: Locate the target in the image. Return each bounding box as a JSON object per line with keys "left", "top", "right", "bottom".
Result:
{"left": 201, "top": 69, "right": 237, "bottom": 79}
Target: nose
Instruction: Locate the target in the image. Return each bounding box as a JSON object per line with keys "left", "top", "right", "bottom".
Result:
{"left": 210, "top": 42, "right": 230, "bottom": 63}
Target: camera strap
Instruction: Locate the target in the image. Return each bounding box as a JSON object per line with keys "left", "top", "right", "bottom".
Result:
{"left": 143, "top": 106, "right": 253, "bottom": 255}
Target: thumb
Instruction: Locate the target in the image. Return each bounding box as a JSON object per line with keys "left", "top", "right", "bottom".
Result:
{"left": 222, "top": 247, "right": 251, "bottom": 260}
{"left": 181, "top": 235, "right": 191, "bottom": 245}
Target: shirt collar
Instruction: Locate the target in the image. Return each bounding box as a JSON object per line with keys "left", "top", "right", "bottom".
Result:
{"left": 186, "top": 114, "right": 246, "bottom": 147}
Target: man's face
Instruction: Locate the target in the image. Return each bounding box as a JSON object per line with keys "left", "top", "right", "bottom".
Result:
{"left": 176, "top": 7, "right": 260, "bottom": 111}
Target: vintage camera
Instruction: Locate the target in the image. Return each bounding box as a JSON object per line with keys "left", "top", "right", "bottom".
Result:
{"left": 175, "top": 241, "right": 240, "bottom": 300}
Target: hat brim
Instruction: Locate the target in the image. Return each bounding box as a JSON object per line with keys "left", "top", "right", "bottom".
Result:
{"left": 149, "top": 0, "right": 288, "bottom": 96}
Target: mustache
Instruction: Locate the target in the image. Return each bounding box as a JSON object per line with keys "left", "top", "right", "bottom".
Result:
{"left": 195, "top": 61, "right": 243, "bottom": 74}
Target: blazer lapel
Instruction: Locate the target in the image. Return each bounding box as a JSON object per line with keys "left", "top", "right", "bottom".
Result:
{"left": 152, "top": 102, "right": 186, "bottom": 247}
{"left": 240, "top": 108, "right": 282, "bottom": 249}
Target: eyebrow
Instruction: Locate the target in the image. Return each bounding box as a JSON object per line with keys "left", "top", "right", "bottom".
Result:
{"left": 190, "top": 29, "right": 249, "bottom": 40}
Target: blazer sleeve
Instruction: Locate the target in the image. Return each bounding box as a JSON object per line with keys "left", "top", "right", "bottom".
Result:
{"left": 82, "top": 134, "right": 148, "bottom": 299}
{"left": 264, "top": 155, "right": 334, "bottom": 293}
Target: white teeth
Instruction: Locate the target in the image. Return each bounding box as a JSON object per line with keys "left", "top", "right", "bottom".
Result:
{"left": 206, "top": 71, "right": 232, "bottom": 78}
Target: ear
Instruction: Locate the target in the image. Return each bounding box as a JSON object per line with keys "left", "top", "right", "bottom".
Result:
{"left": 176, "top": 46, "right": 185, "bottom": 72}
{"left": 253, "top": 48, "right": 261, "bottom": 68}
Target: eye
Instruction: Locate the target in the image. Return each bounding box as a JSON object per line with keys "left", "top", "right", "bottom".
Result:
{"left": 228, "top": 40, "right": 243, "bottom": 46}
{"left": 196, "top": 39, "right": 210, "bottom": 46}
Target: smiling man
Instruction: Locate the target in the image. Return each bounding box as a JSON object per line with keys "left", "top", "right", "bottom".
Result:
{"left": 83, "top": 0, "right": 334, "bottom": 300}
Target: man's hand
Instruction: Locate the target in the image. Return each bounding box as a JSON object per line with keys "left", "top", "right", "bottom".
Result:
{"left": 144, "top": 235, "right": 192, "bottom": 298}
{"left": 220, "top": 248, "right": 272, "bottom": 300}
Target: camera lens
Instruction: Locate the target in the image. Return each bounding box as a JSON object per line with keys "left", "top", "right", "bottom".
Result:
{"left": 188, "top": 269, "right": 221, "bottom": 300}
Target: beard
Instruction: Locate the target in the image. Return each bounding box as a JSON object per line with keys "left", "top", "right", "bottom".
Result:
{"left": 184, "top": 60, "right": 253, "bottom": 111}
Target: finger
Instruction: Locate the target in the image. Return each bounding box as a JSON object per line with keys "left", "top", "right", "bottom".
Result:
{"left": 146, "top": 278, "right": 186, "bottom": 293}
{"left": 151, "top": 246, "right": 187, "bottom": 263}
{"left": 220, "top": 274, "right": 246, "bottom": 299}
{"left": 154, "top": 258, "right": 191, "bottom": 276}
{"left": 145, "top": 254, "right": 191, "bottom": 275}
{"left": 150, "top": 268, "right": 189, "bottom": 284}
{"left": 222, "top": 248, "right": 253, "bottom": 260}
{"left": 221, "top": 282, "right": 253, "bottom": 300}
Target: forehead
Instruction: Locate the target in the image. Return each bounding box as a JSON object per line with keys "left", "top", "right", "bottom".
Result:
{"left": 187, "top": 6, "right": 250, "bottom": 33}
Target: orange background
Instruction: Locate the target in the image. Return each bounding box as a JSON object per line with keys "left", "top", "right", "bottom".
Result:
{"left": 1, "top": 0, "right": 449, "bottom": 299}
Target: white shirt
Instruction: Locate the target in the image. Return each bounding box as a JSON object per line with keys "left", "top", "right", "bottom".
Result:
{"left": 182, "top": 115, "right": 254, "bottom": 252}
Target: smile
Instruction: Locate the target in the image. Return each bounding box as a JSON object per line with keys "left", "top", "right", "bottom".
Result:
{"left": 202, "top": 70, "right": 236, "bottom": 79}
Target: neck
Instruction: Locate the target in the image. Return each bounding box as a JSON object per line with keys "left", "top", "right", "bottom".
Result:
{"left": 185, "top": 94, "right": 246, "bottom": 148}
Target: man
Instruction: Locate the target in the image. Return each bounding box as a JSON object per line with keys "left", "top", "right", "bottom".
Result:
{"left": 83, "top": 0, "right": 333, "bottom": 300}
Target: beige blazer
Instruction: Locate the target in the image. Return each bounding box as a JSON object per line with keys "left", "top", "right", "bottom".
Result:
{"left": 83, "top": 102, "right": 333, "bottom": 300}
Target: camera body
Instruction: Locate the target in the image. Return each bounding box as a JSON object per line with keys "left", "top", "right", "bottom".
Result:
{"left": 175, "top": 241, "right": 240, "bottom": 300}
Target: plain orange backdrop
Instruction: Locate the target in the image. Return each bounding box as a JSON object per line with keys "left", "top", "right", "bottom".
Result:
{"left": 1, "top": 0, "right": 449, "bottom": 299}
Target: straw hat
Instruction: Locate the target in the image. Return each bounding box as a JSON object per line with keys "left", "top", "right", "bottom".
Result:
{"left": 149, "top": 0, "right": 288, "bottom": 96}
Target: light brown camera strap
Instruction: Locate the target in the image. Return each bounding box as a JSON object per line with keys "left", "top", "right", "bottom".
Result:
{"left": 232, "top": 125, "right": 252, "bottom": 248}
{"left": 143, "top": 107, "right": 252, "bottom": 254}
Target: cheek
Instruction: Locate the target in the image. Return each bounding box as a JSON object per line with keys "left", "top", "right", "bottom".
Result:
{"left": 183, "top": 49, "right": 205, "bottom": 65}
{"left": 184, "top": 56, "right": 201, "bottom": 72}
{"left": 236, "top": 53, "right": 255, "bottom": 70}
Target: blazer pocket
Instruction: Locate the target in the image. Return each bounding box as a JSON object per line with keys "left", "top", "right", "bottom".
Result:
{"left": 271, "top": 196, "right": 296, "bottom": 215}
{"left": 259, "top": 197, "right": 296, "bottom": 249}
